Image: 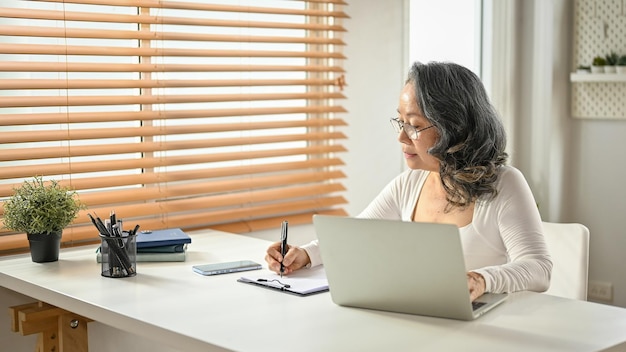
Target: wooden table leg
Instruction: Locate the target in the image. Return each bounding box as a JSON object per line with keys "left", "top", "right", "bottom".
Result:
{"left": 59, "top": 313, "right": 90, "bottom": 352}
{"left": 8, "top": 301, "right": 92, "bottom": 352}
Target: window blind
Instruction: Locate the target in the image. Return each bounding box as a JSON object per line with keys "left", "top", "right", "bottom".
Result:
{"left": 0, "top": 0, "right": 348, "bottom": 255}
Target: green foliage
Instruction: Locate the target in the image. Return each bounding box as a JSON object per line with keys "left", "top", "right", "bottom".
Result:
{"left": 3, "top": 176, "right": 84, "bottom": 234}
{"left": 605, "top": 52, "right": 619, "bottom": 65}
{"left": 592, "top": 56, "right": 606, "bottom": 66}
{"left": 618, "top": 55, "right": 626, "bottom": 66}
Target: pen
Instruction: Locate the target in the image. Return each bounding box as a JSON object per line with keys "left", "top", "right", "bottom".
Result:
{"left": 130, "top": 224, "right": 140, "bottom": 236}
{"left": 88, "top": 213, "right": 110, "bottom": 236}
{"left": 116, "top": 219, "right": 123, "bottom": 237}
{"left": 93, "top": 212, "right": 111, "bottom": 237}
{"left": 280, "top": 220, "right": 288, "bottom": 278}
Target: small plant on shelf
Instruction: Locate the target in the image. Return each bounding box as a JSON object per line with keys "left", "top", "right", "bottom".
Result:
{"left": 576, "top": 65, "right": 591, "bottom": 73}
{"left": 591, "top": 56, "right": 606, "bottom": 73}
{"left": 605, "top": 52, "right": 619, "bottom": 73}
{"left": 617, "top": 55, "right": 626, "bottom": 74}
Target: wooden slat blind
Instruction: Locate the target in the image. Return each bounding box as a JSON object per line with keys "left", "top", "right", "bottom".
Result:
{"left": 0, "top": 0, "right": 349, "bottom": 255}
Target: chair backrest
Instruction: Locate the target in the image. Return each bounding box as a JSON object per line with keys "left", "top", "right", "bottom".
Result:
{"left": 541, "top": 222, "right": 590, "bottom": 300}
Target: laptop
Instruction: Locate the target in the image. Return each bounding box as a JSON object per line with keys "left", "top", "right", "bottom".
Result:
{"left": 312, "top": 214, "right": 508, "bottom": 321}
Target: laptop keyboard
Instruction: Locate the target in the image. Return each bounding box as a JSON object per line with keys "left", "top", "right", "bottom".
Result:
{"left": 472, "top": 301, "right": 487, "bottom": 311}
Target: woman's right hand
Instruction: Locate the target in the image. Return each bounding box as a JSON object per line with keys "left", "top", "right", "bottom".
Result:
{"left": 265, "top": 241, "right": 311, "bottom": 275}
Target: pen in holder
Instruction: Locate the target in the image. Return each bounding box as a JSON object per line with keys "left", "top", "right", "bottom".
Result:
{"left": 88, "top": 212, "right": 140, "bottom": 278}
{"left": 100, "top": 231, "right": 136, "bottom": 278}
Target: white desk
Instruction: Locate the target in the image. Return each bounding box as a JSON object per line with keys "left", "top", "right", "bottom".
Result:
{"left": 2, "top": 229, "right": 626, "bottom": 352}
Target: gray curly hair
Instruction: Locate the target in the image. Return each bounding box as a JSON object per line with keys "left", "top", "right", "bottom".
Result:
{"left": 406, "top": 61, "right": 508, "bottom": 210}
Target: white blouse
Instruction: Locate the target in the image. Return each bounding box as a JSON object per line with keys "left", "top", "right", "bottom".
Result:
{"left": 303, "top": 165, "right": 552, "bottom": 294}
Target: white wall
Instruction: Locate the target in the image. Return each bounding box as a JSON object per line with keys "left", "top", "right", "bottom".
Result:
{"left": 505, "top": 0, "right": 626, "bottom": 308}
{"left": 341, "top": 0, "right": 407, "bottom": 216}
{"left": 0, "top": 288, "right": 37, "bottom": 351}
{"left": 564, "top": 0, "right": 626, "bottom": 309}
{"left": 571, "top": 119, "right": 626, "bottom": 308}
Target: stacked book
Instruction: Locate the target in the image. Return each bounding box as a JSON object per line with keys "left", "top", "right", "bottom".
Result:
{"left": 97, "top": 228, "right": 192, "bottom": 263}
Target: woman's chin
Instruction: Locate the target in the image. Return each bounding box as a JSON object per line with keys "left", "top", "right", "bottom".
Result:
{"left": 404, "top": 160, "right": 421, "bottom": 169}
{"left": 405, "top": 159, "right": 437, "bottom": 171}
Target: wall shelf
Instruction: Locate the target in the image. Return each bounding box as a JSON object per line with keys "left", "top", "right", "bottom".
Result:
{"left": 571, "top": 0, "right": 626, "bottom": 119}
{"left": 570, "top": 73, "right": 626, "bottom": 82}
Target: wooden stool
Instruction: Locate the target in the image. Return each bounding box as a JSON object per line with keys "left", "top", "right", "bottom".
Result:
{"left": 8, "top": 301, "right": 92, "bottom": 352}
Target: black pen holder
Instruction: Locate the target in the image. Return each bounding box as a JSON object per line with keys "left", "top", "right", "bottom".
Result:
{"left": 100, "top": 232, "right": 137, "bottom": 278}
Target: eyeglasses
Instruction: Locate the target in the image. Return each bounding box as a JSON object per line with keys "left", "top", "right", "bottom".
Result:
{"left": 389, "top": 118, "right": 434, "bottom": 140}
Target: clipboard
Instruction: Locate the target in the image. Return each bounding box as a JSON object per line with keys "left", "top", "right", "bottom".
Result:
{"left": 238, "top": 266, "right": 329, "bottom": 296}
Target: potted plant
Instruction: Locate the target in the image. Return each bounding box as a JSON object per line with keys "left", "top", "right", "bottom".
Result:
{"left": 576, "top": 65, "right": 591, "bottom": 73}
{"left": 605, "top": 52, "right": 619, "bottom": 73}
{"left": 2, "top": 176, "right": 83, "bottom": 262}
{"left": 617, "top": 55, "right": 626, "bottom": 74}
{"left": 591, "top": 56, "right": 606, "bottom": 73}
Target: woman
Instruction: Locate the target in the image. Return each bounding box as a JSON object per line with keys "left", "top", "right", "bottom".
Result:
{"left": 266, "top": 61, "right": 552, "bottom": 301}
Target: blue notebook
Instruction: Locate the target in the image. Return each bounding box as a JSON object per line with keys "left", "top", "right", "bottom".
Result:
{"left": 137, "top": 244, "right": 187, "bottom": 253}
{"left": 136, "top": 228, "right": 191, "bottom": 249}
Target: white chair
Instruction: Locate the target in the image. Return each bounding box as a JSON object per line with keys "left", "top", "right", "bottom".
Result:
{"left": 541, "top": 221, "right": 590, "bottom": 300}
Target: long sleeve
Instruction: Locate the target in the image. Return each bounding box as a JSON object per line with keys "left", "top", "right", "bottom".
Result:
{"left": 469, "top": 167, "right": 552, "bottom": 293}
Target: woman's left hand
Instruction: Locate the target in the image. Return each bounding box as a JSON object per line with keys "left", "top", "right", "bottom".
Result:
{"left": 467, "top": 271, "right": 486, "bottom": 301}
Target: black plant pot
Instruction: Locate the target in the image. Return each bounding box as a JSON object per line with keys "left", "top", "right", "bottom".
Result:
{"left": 27, "top": 230, "right": 62, "bottom": 263}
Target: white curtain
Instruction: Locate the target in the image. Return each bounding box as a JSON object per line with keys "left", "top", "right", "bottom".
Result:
{"left": 482, "top": 0, "right": 572, "bottom": 222}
